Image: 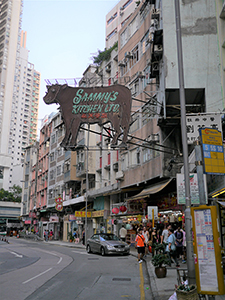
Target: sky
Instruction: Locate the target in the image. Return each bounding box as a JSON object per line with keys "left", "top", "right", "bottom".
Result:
{"left": 22, "top": 0, "right": 119, "bottom": 130}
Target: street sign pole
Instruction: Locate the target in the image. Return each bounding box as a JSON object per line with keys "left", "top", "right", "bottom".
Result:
{"left": 175, "top": 0, "right": 195, "bottom": 284}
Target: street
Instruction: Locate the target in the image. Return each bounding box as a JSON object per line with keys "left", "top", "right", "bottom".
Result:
{"left": 0, "top": 238, "right": 152, "bottom": 300}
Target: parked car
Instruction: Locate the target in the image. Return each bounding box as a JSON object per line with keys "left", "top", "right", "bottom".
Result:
{"left": 86, "top": 233, "right": 130, "bottom": 256}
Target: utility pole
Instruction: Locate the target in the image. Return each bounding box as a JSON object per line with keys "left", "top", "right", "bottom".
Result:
{"left": 85, "top": 124, "right": 90, "bottom": 246}
{"left": 174, "top": 0, "right": 195, "bottom": 284}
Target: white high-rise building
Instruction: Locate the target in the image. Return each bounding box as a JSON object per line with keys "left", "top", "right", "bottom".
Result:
{"left": 0, "top": 1, "right": 40, "bottom": 190}
{"left": 0, "top": 0, "right": 23, "bottom": 190}
{"left": 10, "top": 31, "right": 40, "bottom": 188}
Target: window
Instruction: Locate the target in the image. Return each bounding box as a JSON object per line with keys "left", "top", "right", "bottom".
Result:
{"left": 130, "top": 147, "right": 140, "bottom": 167}
{"left": 129, "top": 45, "right": 139, "bottom": 68}
{"left": 107, "top": 28, "right": 117, "bottom": 40}
{"left": 50, "top": 152, "right": 55, "bottom": 162}
{"left": 140, "top": 31, "right": 150, "bottom": 56}
{"left": 107, "top": 12, "right": 117, "bottom": 25}
{"left": 121, "top": 0, "right": 133, "bottom": 10}
{"left": 57, "top": 165, "right": 61, "bottom": 176}
{"left": 121, "top": 153, "right": 129, "bottom": 170}
{"left": 51, "top": 134, "right": 55, "bottom": 144}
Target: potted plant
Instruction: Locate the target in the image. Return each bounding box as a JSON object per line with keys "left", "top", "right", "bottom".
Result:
{"left": 68, "top": 231, "right": 74, "bottom": 243}
{"left": 151, "top": 242, "right": 170, "bottom": 278}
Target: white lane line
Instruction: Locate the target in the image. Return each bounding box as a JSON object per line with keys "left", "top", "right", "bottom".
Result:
{"left": 57, "top": 257, "right": 62, "bottom": 264}
{"left": 22, "top": 268, "right": 52, "bottom": 284}
{"left": 72, "top": 250, "right": 88, "bottom": 255}
{"left": 38, "top": 249, "right": 63, "bottom": 264}
{"left": 10, "top": 251, "right": 23, "bottom": 258}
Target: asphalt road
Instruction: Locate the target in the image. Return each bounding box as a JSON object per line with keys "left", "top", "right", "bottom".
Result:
{"left": 0, "top": 238, "right": 152, "bottom": 300}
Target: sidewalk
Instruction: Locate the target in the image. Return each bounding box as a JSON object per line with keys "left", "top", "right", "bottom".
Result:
{"left": 40, "top": 239, "right": 225, "bottom": 300}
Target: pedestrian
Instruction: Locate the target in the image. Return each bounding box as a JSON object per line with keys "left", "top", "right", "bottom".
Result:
{"left": 44, "top": 229, "right": 48, "bottom": 242}
{"left": 82, "top": 229, "right": 85, "bottom": 245}
{"left": 166, "top": 228, "right": 179, "bottom": 267}
{"left": 181, "top": 226, "right": 186, "bottom": 263}
{"left": 119, "top": 225, "right": 127, "bottom": 242}
{"left": 160, "top": 224, "right": 169, "bottom": 244}
{"left": 143, "top": 226, "right": 150, "bottom": 256}
{"left": 135, "top": 228, "right": 145, "bottom": 263}
{"left": 151, "top": 227, "right": 158, "bottom": 257}
{"left": 174, "top": 226, "right": 183, "bottom": 260}
{"left": 49, "top": 229, "right": 53, "bottom": 240}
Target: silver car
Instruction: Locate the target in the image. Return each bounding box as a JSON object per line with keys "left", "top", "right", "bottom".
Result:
{"left": 86, "top": 233, "right": 130, "bottom": 256}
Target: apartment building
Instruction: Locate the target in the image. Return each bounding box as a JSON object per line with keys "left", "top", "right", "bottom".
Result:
{"left": 105, "top": 0, "right": 137, "bottom": 49}
{"left": 0, "top": 0, "right": 22, "bottom": 190}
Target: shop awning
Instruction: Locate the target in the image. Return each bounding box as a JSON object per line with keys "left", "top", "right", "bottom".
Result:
{"left": 126, "top": 179, "right": 173, "bottom": 201}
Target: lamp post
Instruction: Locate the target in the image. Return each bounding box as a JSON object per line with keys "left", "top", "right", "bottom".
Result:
{"left": 85, "top": 124, "right": 90, "bottom": 246}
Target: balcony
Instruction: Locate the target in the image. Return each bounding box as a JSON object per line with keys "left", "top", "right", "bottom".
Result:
{"left": 76, "top": 162, "right": 86, "bottom": 177}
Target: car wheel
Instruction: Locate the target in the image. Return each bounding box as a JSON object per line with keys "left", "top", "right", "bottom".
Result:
{"left": 101, "top": 247, "right": 105, "bottom": 256}
{"left": 87, "top": 244, "right": 92, "bottom": 253}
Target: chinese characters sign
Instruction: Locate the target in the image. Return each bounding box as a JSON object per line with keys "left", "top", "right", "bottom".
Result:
{"left": 199, "top": 128, "right": 225, "bottom": 175}
{"left": 186, "top": 114, "right": 222, "bottom": 144}
{"left": 55, "top": 197, "right": 63, "bottom": 211}
{"left": 177, "top": 173, "right": 207, "bottom": 205}
{"left": 75, "top": 211, "right": 92, "bottom": 218}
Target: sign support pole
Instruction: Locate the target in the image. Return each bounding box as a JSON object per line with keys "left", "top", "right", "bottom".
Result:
{"left": 85, "top": 124, "right": 90, "bottom": 247}
{"left": 175, "top": 0, "right": 195, "bottom": 284}
{"left": 194, "top": 140, "right": 206, "bottom": 205}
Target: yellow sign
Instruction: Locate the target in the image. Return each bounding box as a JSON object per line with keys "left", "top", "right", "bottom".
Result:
{"left": 137, "top": 214, "right": 142, "bottom": 222}
{"left": 75, "top": 211, "right": 91, "bottom": 218}
{"left": 200, "top": 128, "right": 225, "bottom": 174}
{"left": 92, "top": 210, "right": 104, "bottom": 217}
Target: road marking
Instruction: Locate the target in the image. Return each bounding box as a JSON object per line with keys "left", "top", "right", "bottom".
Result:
{"left": 139, "top": 263, "right": 145, "bottom": 300}
{"left": 39, "top": 249, "right": 63, "bottom": 264}
{"left": 72, "top": 250, "right": 88, "bottom": 255}
{"left": 10, "top": 251, "right": 23, "bottom": 258}
{"left": 57, "top": 257, "right": 62, "bottom": 264}
{"left": 22, "top": 268, "right": 52, "bottom": 284}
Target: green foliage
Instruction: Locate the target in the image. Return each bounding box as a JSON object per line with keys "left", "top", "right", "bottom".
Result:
{"left": 93, "top": 42, "right": 118, "bottom": 66}
{"left": 0, "top": 185, "right": 22, "bottom": 203}
{"left": 151, "top": 242, "right": 170, "bottom": 267}
{"left": 68, "top": 231, "right": 74, "bottom": 241}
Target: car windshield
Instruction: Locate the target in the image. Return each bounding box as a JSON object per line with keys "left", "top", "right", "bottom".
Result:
{"left": 99, "top": 234, "right": 120, "bottom": 241}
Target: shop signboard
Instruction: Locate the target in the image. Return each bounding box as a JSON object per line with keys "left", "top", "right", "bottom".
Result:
{"left": 147, "top": 206, "right": 158, "bottom": 220}
{"left": 177, "top": 173, "right": 207, "bottom": 205}
{"left": 43, "top": 84, "right": 132, "bottom": 149}
{"left": 92, "top": 210, "right": 104, "bottom": 217}
{"left": 199, "top": 128, "right": 225, "bottom": 175}
{"left": 186, "top": 113, "right": 222, "bottom": 144}
{"left": 191, "top": 205, "right": 225, "bottom": 295}
{"left": 75, "top": 211, "right": 91, "bottom": 218}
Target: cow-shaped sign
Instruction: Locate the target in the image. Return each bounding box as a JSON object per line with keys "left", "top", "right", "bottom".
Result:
{"left": 43, "top": 84, "right": 132, "bottom": 149}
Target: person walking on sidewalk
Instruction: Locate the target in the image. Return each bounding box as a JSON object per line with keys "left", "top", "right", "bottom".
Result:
{"left": 174, "top": 226, "right": 183, "bottom": 261}
{"left": 143, "top": 226, "right": 150, "bottom": 256}
{"left": 119, "top": 225, "right": 127, "bottom": 242}
{"left": 135, "top": 228, "right": 145, "bottom": 263}
{"left": 166, "top": 228, "right": 180, "bottom": 267}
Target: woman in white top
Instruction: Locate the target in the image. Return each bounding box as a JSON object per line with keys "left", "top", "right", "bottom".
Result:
{"left": 143, "top": 226, "right": 150, "bottom": 256}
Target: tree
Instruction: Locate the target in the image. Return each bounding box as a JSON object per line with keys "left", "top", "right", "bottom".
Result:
{"left": 92, "top": 42, "right": 118, "bottom": 66}
{"left": 0, "top": 185, "right": 22, "bottom": 203}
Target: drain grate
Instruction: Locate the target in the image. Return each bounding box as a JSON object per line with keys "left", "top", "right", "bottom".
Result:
{"left": 88, "top": 258, "right": 99, "bottom": 260}
{"left": 112, "top": 278, "right": 131, "bottom": 281}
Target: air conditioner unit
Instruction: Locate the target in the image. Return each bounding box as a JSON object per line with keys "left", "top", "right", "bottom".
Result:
{"left": 146, "top": 58, "right": 151, "bottom": 65}
{"left": 125, "top": 51, "right": 132, "bottom": 59}
{"left": 120, "top": 6, "right": 124, "bottom": 11}
{"left": 118, "top": 60, "right": 125, "bottom": 67}
{"left": 120, "top": 11, "right": 124, "bottom": 16}
{"left": 151, "top": 8, "right": 160, "bottom": 20}
{"left": 138, "top": 71, "right": 145, "bottom": 78}
{"left": 115, "top": 170, "right": 124, "bottom": 180}
{"left": 154, "top": 44, "right": 163, "bottom": 53}
{"left": 105, "top": 65, "right": 111, "bottom": 72}
{"left": 113, "top": 162, "right": 118, "bottom": 171}
{"left": 40, "top": 191, "right": 44, "bottom": 196}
